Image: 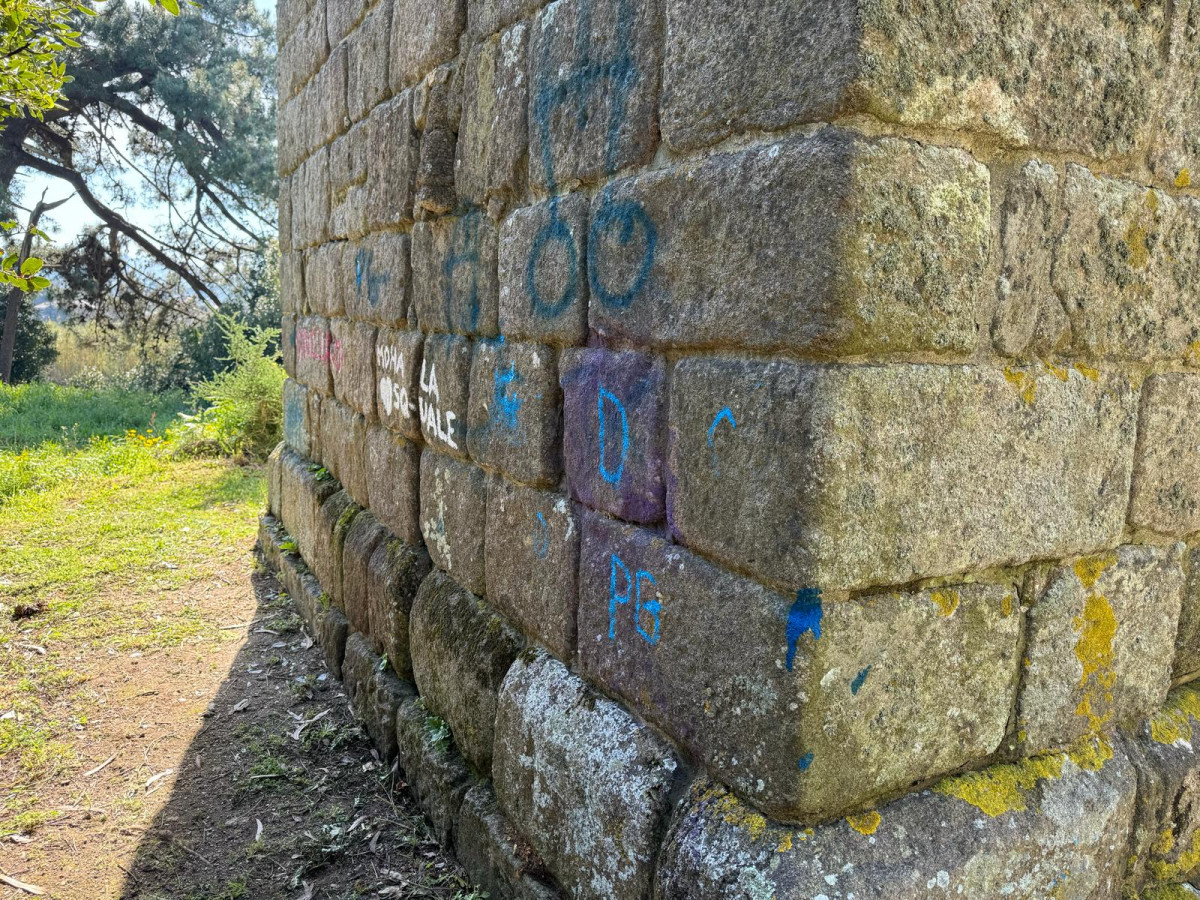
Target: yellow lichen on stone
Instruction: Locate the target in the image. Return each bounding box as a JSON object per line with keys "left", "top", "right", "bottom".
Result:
{"left": 930, "top": 589, "right": 960, "bottom": 617}
{"left": 1074, "top": 363, "right": 1100, "bottom": 381}
{"left": 1001, "top": 593, "right": 1015, "bottom": 617}
{"left": 1177, "top": 169, "right": 1192, "bottom": 189}
{"left": 1074, "top": 591, "right": 1117, "bottom": 688}
{"left": 1147, "top": 189, "right": 1161, "bottom": 212}
{"left": 1148, "top": 827, "right": 1200, "bottom": 883}
{"left": 1149, "top": 686, "right": 1200, "bottom": 745}
{"left": 1073, "top": 552, "right": 1117, "bottom": 589}
{"left": 1044, "top": 361, "right": 1070, "bottom": 382}
{"left": 1141, "top": 883, "right": 1198, "bottom": 900}
{"left": 1126, "top": 221, "right": 1151, "bottom": 270}
{"left": 776, "top": 832, "right": 793, "bottom": 853}
{"left": 714, "top": 792, "right": 767, "bottom": 841}
{"left": 845, "top": 810, "right": 881, "bottom": 835}
{"left": 1003, "top": 367, "right": 1037, "bottom": 405}
{"left": 933, "top": 736, "right": 1111, "bottom": 818}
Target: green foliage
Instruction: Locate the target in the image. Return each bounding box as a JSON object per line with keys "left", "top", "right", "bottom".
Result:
{"left": 0, "top": 380, "right": 184, "bottom": 450}
{"left": 0, "top": 0, "right": 87, "bottom": 124}
{"left": 174, "top": 315, "right": 284, "bottom": 460}
{"left": 167, "top": 249, "right": 281, "bottom": 389}
{"left": 8, "top": 295, "right": 56, "bottom": 383}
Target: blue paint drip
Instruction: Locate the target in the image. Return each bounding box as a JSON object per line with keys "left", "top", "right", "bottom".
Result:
{"left": 493, "top": 363, "right": 522, "bottom": 429}
{"left": 534, "top": 512, "right": 550, "bottom": 559}
{"left": 850, "top": 665, "right": 872, "bottom": 695}
{"left": 597, "top": 386, "right": 629, "bottom": 485}
{"left": 707, "top": 407, "right": 737, "bottom": 448}
{"left": 785, "top": 588, "right": 822, "bottom": 672}
{"left": 797, "top": 752, "right": 814, "bottom": 772}
{"left": 443, "top": 213, "right": 482, "bottom": 331}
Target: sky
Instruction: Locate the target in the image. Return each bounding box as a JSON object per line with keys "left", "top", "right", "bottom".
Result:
{"left": 19, "top": 0, "right": 276, "bottom": 247}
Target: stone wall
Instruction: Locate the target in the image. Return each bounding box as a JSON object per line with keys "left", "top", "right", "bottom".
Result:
{"left": 265, "top": 0, "right": 1200, "bottom": 896}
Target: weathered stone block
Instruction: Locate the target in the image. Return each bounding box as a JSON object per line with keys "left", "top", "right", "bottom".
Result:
{"left": 315, "top": 603, "right": 350, "bottom": 679}
{"left": 990, "top": 161, "right": 1071, "bottom": 359}
{"left": 412, "top": 211, "right": 499, "bottom": 337}
{"left": 668, "top": 359, "right": 1139, "bottom": 592}
{"left": 455, "top": 782, "right": 561, "bottom": 900}
{"left": 313, "top": 489, "right": 360, "bottom": 609}
{"left": 418, "top": 333, "right": 472, "bottom": 457}
{"left": 295, "top": 316, "right": 333, "bottom": 396}
{"left": 366, "top": 536, "right": 432, "bottom": 675}
{"left": 374, "top": 328, "right": 423, "bottom": 439}
{"left": 1149, "top": 0, "right": 1200, "bottom": 187}
{"left": 308, "top": 44, "right": 349, "bottom": 149}
{"left": 410, "top": 570, "right": 523, "bottom": 774}
{"left": 330, "top": 318, "right": 376, "bottom": 418}
{"left": 319, "top": 400, "right": 369, "bottom": 507}
{"left": 465, "top": 0, "right": 543, "bottom": 41}
{"left": 346, "top": 232, "right": 412, "bottom": 327}
{"left": 279, "top": 449, "right": 338, "bottom": 564}
{"left": 325, "top": 0, "right": 368, "bottom": 49}
{"left": 341, "top": 509, "right": 387, "bottom": 637}
{"left": 561, "top": 349, "right": 665, "bottom": 525}
{"left": 365, "top": 93, "right": 419, "bottom": 231}
{"left": 588, "top": 129, "right": 990, "bottom": 356}
{"left": 283, "top": 378, "right": 314, "bottom": 458}
{"left": 346, "top": 0, "right": 391, "bottom": 123}
{"left": 414, "top": 65, "right": 460, "bottom": 218}
{"left": 258, "top": 513, "right": 284, "bottom": 572}
{"left": 305, "top": 243, "right": 346, "bottom": 317}
{"left": 329, "top": 120, "right": 369, "bottom": 198}
{"left": 394, "top": 696, "right": 476, "bottom": 847}
{"left": 1051, "top": 166, "right": 1200, "bottom": 363}
{"left": 527, "top": 0, "right": 660, "bottom": 192}
{"left": 466, "top": 340, "right": 561, "bottom": 487}
{"left": 663, "top": 0, "right": 1168, "bottom": 160}
{"left": 388, "top": 0, "right": 465, "bottom": 92}
{"left": 1131, "top": 375, "right": 1200, "bottom": 536}
{"left": 1018, "top": 545, "right": 1185, "bottom": 755}
{"left": 580, "top": 510, "right": 1021, "bottom": 823}
{"left": 364, "top": 424, "right": 421, "bottom": 545}
{"left": 498, "top": 193, "right": 588, "bottom": 347}
{"left": 455, "top": 22, "right": 529, "bottom": 205}
{"left": 484, "top": 479, "right": 578, "bottom": 662}
{"left": 660, "top": 0, "right": 857, "bottom": 150}
{"left": 282, "top": 314, "right": 297, "bottom": 378}
{"left": 493, "top": 650, "right": 682, "bottom": 900}
{"left": 280, "top": 250, "right": 305, "bottom": 318}
{"left": 279, "top": 1, "right": 327, "bottom": 99}
{"left": 306, "top": 390, "right": 324, "bottom": 462}
{"left": 657, "top": 743, "right": 1137, "bottom": 900}
{"left": 1178, "top": 547, "right": 1200, "bottom": 681}
{"left": 341, "top": 632, "right": 413, "bottom": 760}
{"left": 419, "top": 450, "right": 488, "bottom": 595}
{"left": 292, "top": 147, "right": 331, "bottom": 249}
{"left": 266, "top": 444, "right": 284, "bottom": 518}
{"left": 1125, "top": 687, "right": 1200, "bottom": 890}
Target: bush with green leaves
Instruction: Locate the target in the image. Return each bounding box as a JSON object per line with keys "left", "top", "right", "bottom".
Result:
{"left": 173, "top": 315, "right": 284, "bottom": 460}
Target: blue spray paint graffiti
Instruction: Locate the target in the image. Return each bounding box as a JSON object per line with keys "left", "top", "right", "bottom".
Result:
{"left": 597, "top": 386, "right": 629, "bottom": 485}
{"left": 534, "top": 511, "right": 550, "bottom": 559}
{"left": 492, "top": 362, "right": 523, "bottom": 430}
{"left": 355, "top": 247, "right": 389, "bottom": 308}
{"left": 608, "top": 552, "right": 660, "bottom": 645}
{"left": 707, "top": 407, "right": 737, "bottom": 448}
{"left": 850, "top": 665, "right": 872, "bottom": 695}
{"left": 797, "top": 752, "right": 814, "bottom": 772}
{"left": 785, "top": 588, "right": 823, "bottom": 672}
{"left": 527, "top": 0, "right": 656, "bottom": 318}
{"left": 443, "top": 212, "right": 483, "bottom": 332}
{"left": 283, "top": 388, "right": 305, "bottom": 447}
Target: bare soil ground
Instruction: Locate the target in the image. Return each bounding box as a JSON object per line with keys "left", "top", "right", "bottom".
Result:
{"left": 1, "top": 461, "right": 468, "bottom": 900}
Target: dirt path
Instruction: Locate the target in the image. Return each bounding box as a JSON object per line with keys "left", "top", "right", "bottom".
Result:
{"left": 1, "top": 463, "right": 467, "bottom": 900}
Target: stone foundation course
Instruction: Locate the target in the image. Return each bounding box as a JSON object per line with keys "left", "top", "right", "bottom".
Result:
{"left": 270, "top": 0, "right": 1200, "bottom": 894}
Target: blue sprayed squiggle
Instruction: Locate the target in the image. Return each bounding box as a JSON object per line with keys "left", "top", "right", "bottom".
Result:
{"left": 797, "top": 752, "right": 814, "bottom": 772}
{"left": 785, "top": 588, "right": 822, "bottom": 672}
{"left": 493, "top": 363, "right": 522, "bottom": 429}
{"left": 597, "top": 386, "right": 629, "bottom": 485}
{"left": 707, "top": 407, "right": 737, "bottom": 448}
{"left": 850, "top": 665, "right": 872, "bottom": 695}
{"left": 534, "top": 512, "right": 550, "bottom": 559}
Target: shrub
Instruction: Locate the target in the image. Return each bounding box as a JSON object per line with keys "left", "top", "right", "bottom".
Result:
{"left": 173, "top": 315, "right": 285, "bottom": 460}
